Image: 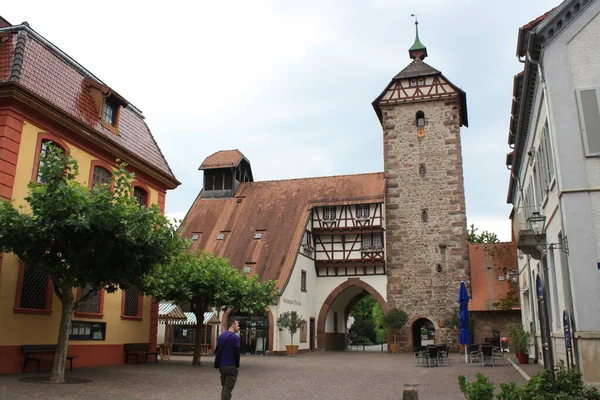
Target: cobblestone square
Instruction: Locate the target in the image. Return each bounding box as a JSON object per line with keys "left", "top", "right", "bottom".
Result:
{"left": 0, "top": 352, "right": 529, "bottom": 400}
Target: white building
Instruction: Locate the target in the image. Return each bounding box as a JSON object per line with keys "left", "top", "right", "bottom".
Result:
{"left": 507, "top": 0, "right": 600, "bottom": 386}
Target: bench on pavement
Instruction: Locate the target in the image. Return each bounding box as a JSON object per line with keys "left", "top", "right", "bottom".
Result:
{"left": 21, "top": 345, "right": 78, "bottom": 373}
{"left": 124, "top": 343, "right": 159, "bottom": 364}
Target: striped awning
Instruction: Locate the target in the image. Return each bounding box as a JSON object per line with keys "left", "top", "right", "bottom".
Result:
{"left": 158, "top": 303, "right": 187, "bottom": 320}
{"left": 159, "top": 311, "right": 221, "bottom": 326}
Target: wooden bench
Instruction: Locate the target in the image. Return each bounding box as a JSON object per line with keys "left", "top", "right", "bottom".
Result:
{"left": 21, "top": 345, "right": 77, "bottom": 373}
{"left": 123, "top": 343, "right": 159, "bottom": 364}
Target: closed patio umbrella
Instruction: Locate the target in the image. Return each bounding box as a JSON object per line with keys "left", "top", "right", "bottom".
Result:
{"left": 458, "top": 281, "right": 471, "bottom": 363}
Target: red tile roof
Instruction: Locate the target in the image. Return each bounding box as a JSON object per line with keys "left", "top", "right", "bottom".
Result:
{"left": 0, "top": 25, "right": 177, "bottom": 185}
{"left": 469, "top": 243, "right": 520, "bottom": 311}
{"left": 181, "top": 172, "right": 385, "bottom": 290}
{"left": 522, "top": 8, "right": 556, "bottom": 30}
{"left": 200, "top": 150, "right": 248, "bottom": 170}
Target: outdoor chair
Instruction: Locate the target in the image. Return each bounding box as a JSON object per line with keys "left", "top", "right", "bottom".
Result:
{"left": 467, "top": 344, "right": 481, "bottom": 364}
{"left": 427, "top": 347, "right": 439, "bottom": 367}
{"left": 414, "top": 350, "right": 428, "bottom": 367}
{"left": 492, "top": 347, "right": 506, "bottom": 365}
{"left": 481, "top": 344, "right": 496, "bottom": 367}
{"left": 437, "top": 344, "right": 450, "bottom": 365}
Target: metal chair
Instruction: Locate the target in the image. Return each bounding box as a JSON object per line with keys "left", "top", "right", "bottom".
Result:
{"left": 467, "top": 344, "right": 481, "bottom": 364}
{"left": 437, "top": 344, "right": 450, "bottom": 365}
{"left": 427, "top": 347, "right": 439, "bottom": 367}
{"left": 481, "top": 344, "right": 496, "bottom": 367}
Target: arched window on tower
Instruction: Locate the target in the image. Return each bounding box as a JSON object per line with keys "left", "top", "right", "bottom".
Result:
{"left": 416, "top": 111, "right": 425, "bottom": 127}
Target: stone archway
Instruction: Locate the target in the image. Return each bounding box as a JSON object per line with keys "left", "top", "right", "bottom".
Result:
{"left": 317, "top": 278, "right": 389, "bottom": 350}
{"left": 407, "top": 315, "right": 440, "bottom": 351}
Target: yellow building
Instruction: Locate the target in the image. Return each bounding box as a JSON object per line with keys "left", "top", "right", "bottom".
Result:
{"left": 0, "top": 17, "right": 179, "bottom": 373}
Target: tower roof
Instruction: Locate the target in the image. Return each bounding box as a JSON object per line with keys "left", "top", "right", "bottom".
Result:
{"left": 408, "top": 20, "right": 428, "bottom": 60}
{"left": 199, "top": 149, "right": 249, "bottom": 170}
{"left": 394, "top": 59, "right": 440, "bottom": 79}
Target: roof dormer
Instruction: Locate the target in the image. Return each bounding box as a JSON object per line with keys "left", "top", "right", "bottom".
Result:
{"left": 199, "top": 150, "right": 253, "bottom": 199}
{"left": 85, "top": 78, "right": 128, "bottom": 135}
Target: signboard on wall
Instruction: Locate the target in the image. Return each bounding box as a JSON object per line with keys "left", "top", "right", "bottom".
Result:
{"left": 69, "top": 320, "right": 106, "bottom": 341}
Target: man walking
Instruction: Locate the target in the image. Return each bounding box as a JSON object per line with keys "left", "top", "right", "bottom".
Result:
{"left": 216, "top": 320, "right": 241, "bottom": 400}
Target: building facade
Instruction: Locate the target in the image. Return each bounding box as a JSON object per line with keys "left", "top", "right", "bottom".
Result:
{"left": 0, "top": 18, "right": 179, "bottom": 373}
{"left": 182, "top": 24, "right": 470, "bottom": 353}
{"left": 507, "top": 0, "right": 600, "bottom": 385}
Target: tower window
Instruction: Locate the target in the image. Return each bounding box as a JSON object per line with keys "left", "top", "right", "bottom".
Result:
{"left": 416, "top": 111, "right": 425, "bottom": 127}
{"left": 418, "top": 78, "right": 424, "bottom": 85}
{"left": 422, "top": 209, "right": 429, "bottom": 223}
{"left": 410, "top": 79, "right": 417, "bottom": 87}
{"left": 356, "top": 204, "right": 370, "bottom": 219}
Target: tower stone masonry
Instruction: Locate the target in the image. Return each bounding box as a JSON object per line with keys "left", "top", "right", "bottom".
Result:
{"left": 373, "top": 23, "right": 471, "bottom": 348}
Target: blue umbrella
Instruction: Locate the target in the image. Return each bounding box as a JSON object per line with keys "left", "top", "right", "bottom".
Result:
{"left": 458, "top": 281, "right": 470, "bottom": 363}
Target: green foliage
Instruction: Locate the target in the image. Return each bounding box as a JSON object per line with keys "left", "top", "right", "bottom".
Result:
{"left": 0, "top": 144, "right": 181, "bottom": 382}
{"left": 468, "top": 224, "right": 500, "bottom": 244}
{"left": 458, "top": 373, "right": 495, "bottom": 400}
{"left": 277, "top": 311, "right": 306, "bottom": 346}
{"left": 385, "top": 307, "right": 408, "bottom": 343}
{"left": 375, "top": 328, "right": 387, "bottom": 343}
{"left": 143, "top": 249, "right": 278, "bottom": 364}
{"left": 506, "top": 322, "right": 532, "bottom": 354}
{"left": 458, "top": 367, "right": 600, "bottom": 400}
{"left": 349, "top": 296, "right": 382, "bottom": 344}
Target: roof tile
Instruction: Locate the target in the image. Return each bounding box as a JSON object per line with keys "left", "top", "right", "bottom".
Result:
{"left": 200, "top": 149, "right": 248, "bottom": 170}
{"left": 394, "top": 59, "right": 440, "bottom": 80}
{"left": 469, "top": 243, "right": 520, "bottom": 311}
{"left": 182, "top": 172, "right": 385, "bottom": 290}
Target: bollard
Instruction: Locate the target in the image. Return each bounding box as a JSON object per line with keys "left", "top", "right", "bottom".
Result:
{"left": 402, "top": 389, "right": 419, "bottom": 400}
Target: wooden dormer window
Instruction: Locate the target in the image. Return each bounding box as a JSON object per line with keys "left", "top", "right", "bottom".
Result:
{"left": 85, "top": 78, "right": 128, "bottom": 135}
{"left": 103, "top": 100, "right": 117, "bottom": 126}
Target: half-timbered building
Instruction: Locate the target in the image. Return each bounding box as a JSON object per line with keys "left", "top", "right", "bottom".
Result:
{"left": 182, "top": 21, "right": 470, "bottom": 353}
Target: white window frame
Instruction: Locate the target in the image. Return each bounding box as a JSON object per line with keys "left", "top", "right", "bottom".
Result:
{"left": 356, "top": 204, "right": 370, "bottom": 219}
{"left": 575, "top": 87, "right": 600, "bottom": 156}
{"left": 323, "top": 206, "right": 336, "bottom": 221}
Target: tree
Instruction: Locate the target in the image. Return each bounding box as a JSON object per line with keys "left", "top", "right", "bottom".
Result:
{"left": 385, "top": 307, "right": 409, "bottom": 344}
{"left": 350, "top": 296, "right": 380, "bottom": 344}
{"left": 467, "top": 224, "right": 500, "bottom": 244}
{"left": 143, "top": 249, "right": 277, "bottom": 365}
{"left": 0, "top": 145, "right": 181, "bottom": 383}
{"left": 277, "top": 311, "right": 305, "bottom": 346}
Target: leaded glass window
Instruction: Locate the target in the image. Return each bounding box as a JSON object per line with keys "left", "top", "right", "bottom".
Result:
{"left": 323, "top": 206, "right": 336, "bottom": 221}
{"left": 78, "top": 284, "right": 100, "bottom": 314}
{"left": 103, "top": 101, "right": 116, "bottom": 126}
{"left": 123, "top": 285, "right": 140, "bottom": 317}
{"left": 20, "top": 267, "right": 48, "bottom": 309}
{"left": 356, "top": 204, "right": 370, "bottom": 219}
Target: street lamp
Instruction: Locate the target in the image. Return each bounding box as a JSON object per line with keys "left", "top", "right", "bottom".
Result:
{"left": 507, "top": 270, "right": 520, "bottom": 284}
{"left": 527, "top": 211, "right": 547, "bottom": 239}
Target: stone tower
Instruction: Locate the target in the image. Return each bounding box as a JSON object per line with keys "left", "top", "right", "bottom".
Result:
{"left": 372, "top": 22, "right": 470, "bottom": 348}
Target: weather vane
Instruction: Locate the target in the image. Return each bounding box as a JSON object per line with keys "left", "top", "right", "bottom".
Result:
{"left": 411, "top": 13, "right": 418, "bottom": 25}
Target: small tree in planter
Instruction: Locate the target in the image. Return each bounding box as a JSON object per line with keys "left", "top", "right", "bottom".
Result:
{"left": 277, "top": 311, "right": 306, "bottom": 356}
{"left": 507, "top": 322, "right": 532, "bottom": 364}
{"left": 385, "top": 308, "right": 408, "bottom": 354}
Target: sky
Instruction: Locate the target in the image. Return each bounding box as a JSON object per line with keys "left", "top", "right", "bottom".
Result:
{"left": 2, "top": 0, "right": 561, "bottom": 241}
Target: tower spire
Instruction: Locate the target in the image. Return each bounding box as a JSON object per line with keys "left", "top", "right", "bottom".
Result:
{"left": 409, "top": 14, "right": 428, "bottom": 60}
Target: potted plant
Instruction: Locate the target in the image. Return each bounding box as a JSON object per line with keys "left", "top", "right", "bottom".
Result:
{"left": 507, "top": 322, "right": 532, "bottom": 364}
{"left": 385, "top": 307, "right": 408, "bottom": 354}
{"left": 277, "top": 311, "right": 305, "bottom": 356}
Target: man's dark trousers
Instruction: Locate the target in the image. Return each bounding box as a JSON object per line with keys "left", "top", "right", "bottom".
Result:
{"left": 219, "top": 365, "right": 238, "bottom": 400}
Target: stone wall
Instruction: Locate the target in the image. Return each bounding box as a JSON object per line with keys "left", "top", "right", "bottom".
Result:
{"left": 471, "top": 310, "right": 521, "bottom": 345}
{"left": 382, "top": 97, "right": 470, "bottom": 348}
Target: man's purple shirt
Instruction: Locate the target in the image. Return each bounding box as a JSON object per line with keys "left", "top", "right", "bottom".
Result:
{"left": 217, "top": 331, "right": 240, "bottom": 366}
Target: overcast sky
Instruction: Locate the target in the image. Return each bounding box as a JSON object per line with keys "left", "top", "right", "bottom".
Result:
{"left": 3, "top": 0, "right": 560, "bottom": 241}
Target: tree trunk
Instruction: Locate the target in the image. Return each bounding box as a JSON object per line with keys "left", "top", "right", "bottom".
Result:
{"left": 192, "top": 315, "right": 205, "bottom": 366}
{"left": 290, "top": 333, "right": 294, "bottom": 346}
{"left": 49, "top": 287, "right": 74, "bottom": 383}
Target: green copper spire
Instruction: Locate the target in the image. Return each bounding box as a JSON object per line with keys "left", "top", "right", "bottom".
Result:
{"left": 408, "top": 16, "right": 428, "bottom": 60}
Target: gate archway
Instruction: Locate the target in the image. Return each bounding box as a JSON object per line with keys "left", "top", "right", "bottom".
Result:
{"left": 408, "top": 316, "right": 439, "bottom": 351}
{"left": 317, "top": 278, "right": 389, "bottom": 351}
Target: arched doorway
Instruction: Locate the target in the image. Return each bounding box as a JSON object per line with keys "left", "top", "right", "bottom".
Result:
{"left": 317, "top": 278, "right": 389, "bottom": 351}
{"left": 411, "top": 318, "right": 436, "bottom": 350}
{"left": 228, "top": 310, "right": 271, "bottom": 355}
